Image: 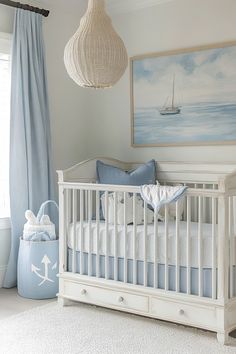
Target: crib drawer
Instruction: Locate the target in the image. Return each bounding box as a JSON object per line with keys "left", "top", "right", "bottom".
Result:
{"left": 150, "top": 297, "right": 217, "bottom": 329}
{"left": 64, "top": 281, "right": 149, "bottom": 313}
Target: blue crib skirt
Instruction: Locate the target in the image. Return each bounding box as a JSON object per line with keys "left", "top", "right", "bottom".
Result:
{"left": 67, "top": 250, "right": 235, "bottom": 298}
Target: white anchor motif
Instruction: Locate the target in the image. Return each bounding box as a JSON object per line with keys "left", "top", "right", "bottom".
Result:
{"left": 31, "top": 255, "right": 57, "bottom": 286}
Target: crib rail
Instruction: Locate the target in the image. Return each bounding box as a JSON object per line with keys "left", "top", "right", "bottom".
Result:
{"left": 60, "top": 181, "right": 224, "bottom": 195}
{"left": 59, "top": 181, "right": 236, "bottom": 303}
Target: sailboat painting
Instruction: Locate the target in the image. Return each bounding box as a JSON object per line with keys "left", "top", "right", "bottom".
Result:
{"left": 131, "top": 42, "right": 236, "bottom": 146}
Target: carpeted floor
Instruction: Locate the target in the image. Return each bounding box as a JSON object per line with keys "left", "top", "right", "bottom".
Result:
{"left": 0, "top": 302, "right": 236, "bottom": 354}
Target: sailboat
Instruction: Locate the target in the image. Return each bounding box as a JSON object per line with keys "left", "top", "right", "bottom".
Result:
{"left": 159, "top": 75, "right": 181, "bottom": 115}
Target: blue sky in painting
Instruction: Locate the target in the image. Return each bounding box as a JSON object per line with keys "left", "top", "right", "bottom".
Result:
{"left": 133, "top": 45, "right": 236, "bottom": 108}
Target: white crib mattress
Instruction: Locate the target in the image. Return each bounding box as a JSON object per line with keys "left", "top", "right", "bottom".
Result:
{"left": 67, "top": 221, "right": 235, "bottom": 268}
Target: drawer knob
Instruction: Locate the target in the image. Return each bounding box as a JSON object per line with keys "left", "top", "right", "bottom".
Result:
{"left": 118, "top": 296, "right": 124, "bottom": 303}
{"left": 178, "top": 309, "right": 185, "bottom": 315}
{"left": 81, "top": 289, "right": 87, "bottom": 295}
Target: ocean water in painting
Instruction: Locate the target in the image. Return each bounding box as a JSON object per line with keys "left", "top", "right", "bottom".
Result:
{"left": 134, "top": 102, "right": 236, "bottom": 144}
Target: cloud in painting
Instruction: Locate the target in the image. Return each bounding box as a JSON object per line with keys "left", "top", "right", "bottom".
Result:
{"left": 133, "top": 46, "right": 236, "bottom": 108}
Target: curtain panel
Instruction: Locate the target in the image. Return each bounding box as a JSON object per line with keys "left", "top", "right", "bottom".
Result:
{"left": 4, "top": 9, "right": 55, "bottom": 288}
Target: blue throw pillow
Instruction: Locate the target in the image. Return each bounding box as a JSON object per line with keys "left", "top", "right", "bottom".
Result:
{"left": 96, "top": 160, "right": 157, "bottom": 186}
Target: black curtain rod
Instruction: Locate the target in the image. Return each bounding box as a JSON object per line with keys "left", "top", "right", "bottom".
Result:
{"left": 0, "top": 0, "right": 49, "bottom": 17}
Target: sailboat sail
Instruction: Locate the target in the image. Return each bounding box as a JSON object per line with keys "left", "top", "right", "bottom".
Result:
{"left": 159, "top": 76, "right": 181, "bottom": 115}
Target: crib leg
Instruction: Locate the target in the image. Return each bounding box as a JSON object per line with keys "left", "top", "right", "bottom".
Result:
{"left": 217, "top": 331, "right": 230, "bottom": 345}
{"left": 58, "top": 296, "right": 73, "bottom": 307}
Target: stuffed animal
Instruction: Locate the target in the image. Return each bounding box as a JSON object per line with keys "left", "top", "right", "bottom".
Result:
{"left": 23, "top": 202, "right": 58, "bottom": 241}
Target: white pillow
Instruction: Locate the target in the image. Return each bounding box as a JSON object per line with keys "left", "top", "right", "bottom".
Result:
{"left": 101, "top": 192, "right": 154, "bottom": 225}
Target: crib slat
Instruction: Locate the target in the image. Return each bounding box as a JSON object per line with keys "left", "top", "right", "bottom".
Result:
{"left": 154, "top": 211, "right": 158, "bottom": 289}
{"left": 64, "top": 188, "right": 70, "bottom": 272}
{"left": 88, "top": 190, "right": 92, "bottom": 277}
{"left": 203, "top": 184, "right": 206, "bottom": 223}
{"left": 175, "top": 201, "right": 180, "bottom": 293}
{"left": 217, "top": 196, "right": 229, "bottom": 301}
{"left": 214, "top": 184, "right": 218, "bottom": 225}
{"left": 80, "top": 190, "right": 84, "bottom": 275}
{"left": 212, "top": 197, "right": 216, "bottom": 300}
{"left": 144, "top": 201, "right": 148, "bottom": 287}
{"left": 124, "top": 192, "right": 128, "bottom": 283}
{"left": 234, "top": 197, "right": 236, "bottom": 235}
{"left": 229, "top": 196, "right": 234, "bottom": 298}
{"left": 194, "top": 184, "right": 198, "bottom": 222}
{"left": 72, "top": 189, "right": 77, "bottom": 273}
{"left": 133, "top": 193, "right": 137, "bottom": 285}
{"left": 183, "top": 183, "right": 187, "bottom": 221}
{"left": 186, "top": 196, "right": 191, "bottom": 294}
{"left": 85, "top": 190, "right": 88, "bottom": 221}
{"left": 217, "top": 196, "right": 230, "bottom": 301}
{"left": 105, "top": 191, "right": 109, "bottom": 280}
{"left": 165, "top": 205, "right": 169, "bottom": 291}
{"left": 198, "top": 196, "right": 203, "bottom": 297}
{"left": 59, "top": 187, "right": 67, "bottom": 274}
{"left": 114, "top": 192, "right": 118, "bottom": 281}
{"left": 96, "top": 191, "right": 100, "bottom": 278}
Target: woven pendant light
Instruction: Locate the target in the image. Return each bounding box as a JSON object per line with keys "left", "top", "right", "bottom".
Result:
{"left": 64, "top": 0, "right": 128, "bottom": 89}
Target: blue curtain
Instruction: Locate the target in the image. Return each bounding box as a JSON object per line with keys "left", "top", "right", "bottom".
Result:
{"left": 4, "top": 9, "right": 55, "bottom": 288}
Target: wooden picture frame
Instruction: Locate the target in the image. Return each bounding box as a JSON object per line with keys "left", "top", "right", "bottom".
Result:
{"left": 130, "top": 42, "right": 236, "bottom": 147}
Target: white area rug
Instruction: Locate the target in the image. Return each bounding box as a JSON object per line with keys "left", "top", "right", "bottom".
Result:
{"left": 0, "top": 302, "right": 236, "bottom": 354}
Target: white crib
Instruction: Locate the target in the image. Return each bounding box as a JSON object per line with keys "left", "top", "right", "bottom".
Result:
{"left": 57, "top": 158, "right": 236, "bottom": 344}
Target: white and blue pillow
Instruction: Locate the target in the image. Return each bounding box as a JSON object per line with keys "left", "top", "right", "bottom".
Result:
{"left": 96, "top": 159, "right": 157, "bottom": 221}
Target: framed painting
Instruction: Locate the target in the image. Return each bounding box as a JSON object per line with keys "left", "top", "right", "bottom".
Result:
{"left": 130, "top": 42, "right": 236, "bottom": 146}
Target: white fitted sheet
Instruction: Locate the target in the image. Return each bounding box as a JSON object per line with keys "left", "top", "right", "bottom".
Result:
{"left": 67, "top": 221, "right": 236, "bottom": 268}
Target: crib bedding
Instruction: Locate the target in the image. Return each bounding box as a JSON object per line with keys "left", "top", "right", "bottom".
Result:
{"left": 67, "top": 251, "right": 236, "bottom": 298}
{"left": 67, "top": 221, "right": 236, "bottom": 268}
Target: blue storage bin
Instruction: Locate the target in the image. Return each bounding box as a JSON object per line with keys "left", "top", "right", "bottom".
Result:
{"left": 17, "top": 238, "right": 59, "bottom": 299}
